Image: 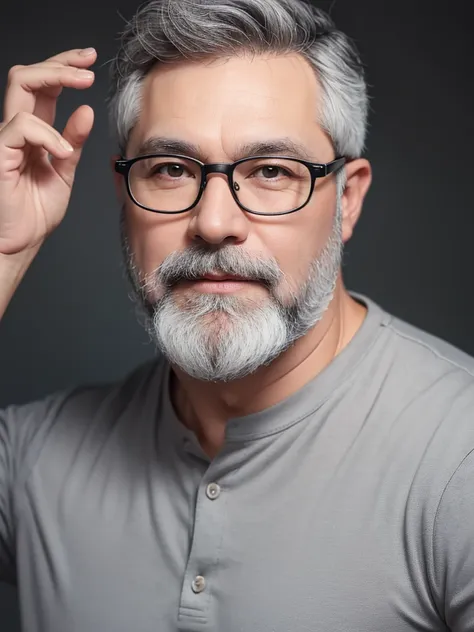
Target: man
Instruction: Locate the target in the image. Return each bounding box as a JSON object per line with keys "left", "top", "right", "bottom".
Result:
{"left": 0, "top": 0, "right": 473, "bottom": 630}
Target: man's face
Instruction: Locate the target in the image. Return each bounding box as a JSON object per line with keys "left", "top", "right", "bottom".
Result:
{"left": 119, "top": 53, "right": 345, "bottom": 381}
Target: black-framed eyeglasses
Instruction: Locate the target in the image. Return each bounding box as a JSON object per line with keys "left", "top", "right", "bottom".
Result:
{"left": 114, "top": 154, "right": 346, "bottom": 216}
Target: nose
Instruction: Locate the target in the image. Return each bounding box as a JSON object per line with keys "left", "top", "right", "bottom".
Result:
{"left": 187, "top": 173, "right": 250, "bottom": 246}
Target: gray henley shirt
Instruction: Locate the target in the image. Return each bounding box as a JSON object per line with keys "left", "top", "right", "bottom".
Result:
{"left": 2, "top": 293, "right": 474, "bottom": 631}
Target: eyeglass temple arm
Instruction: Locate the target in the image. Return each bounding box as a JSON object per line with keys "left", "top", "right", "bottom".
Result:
{"left": 313, "top": 157, "right": 346, "bottom": 177}
{"left": 115, "top": 159, "right": 129, "bottom": 174}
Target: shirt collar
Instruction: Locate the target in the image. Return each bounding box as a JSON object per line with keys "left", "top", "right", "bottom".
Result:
{"left": 159, "top": 292, "right": 391, "bottom": 450}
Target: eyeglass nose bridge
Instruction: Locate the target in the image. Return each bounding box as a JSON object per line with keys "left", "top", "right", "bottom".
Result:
{"left": 201, "top": 163, "right": 235, "bottom": 190}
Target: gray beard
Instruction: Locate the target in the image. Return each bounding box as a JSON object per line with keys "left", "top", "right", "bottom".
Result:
{"left": 120, "top": 203, "right": 343, "bottom": 383}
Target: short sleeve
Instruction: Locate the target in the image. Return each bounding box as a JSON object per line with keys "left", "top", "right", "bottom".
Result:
{"left": 0, "top": 393, "right": 73, "bottom": 585}
{"left": 432, "top": 449, "right": 474, "bottom": 631}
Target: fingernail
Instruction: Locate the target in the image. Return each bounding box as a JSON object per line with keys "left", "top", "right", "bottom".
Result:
{"left": 76, "top": 70, "right": 94, "bottom": 79}
{"left": 60, "top": 138, "right": 74, "bottom": 152}
{"left": 80, "top": 47, "right": 96, "bottom": 57}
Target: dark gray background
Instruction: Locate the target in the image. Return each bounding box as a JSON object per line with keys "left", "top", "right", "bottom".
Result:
{"left": 1, "top": 0, "right": 473, "bottom": 629}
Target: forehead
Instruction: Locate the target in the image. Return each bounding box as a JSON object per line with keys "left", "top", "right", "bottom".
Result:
{"left": 129, "top": 53, "right": 331, "bottom": 159}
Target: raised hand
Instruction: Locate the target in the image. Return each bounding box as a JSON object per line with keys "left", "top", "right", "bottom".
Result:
{"left": 0, "top": 47, "right": 96, "bottom": 255}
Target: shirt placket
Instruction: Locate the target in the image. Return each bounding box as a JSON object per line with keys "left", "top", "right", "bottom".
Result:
{"left": 176, "top": 440, "right": 227, "bottom": 631}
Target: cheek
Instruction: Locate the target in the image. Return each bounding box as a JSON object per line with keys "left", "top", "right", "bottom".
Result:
{"left": 261, "top": 198, "right": 336, "bottom": 293}
{"left": 124, "top": 203, "right": 189, "bottom": 277}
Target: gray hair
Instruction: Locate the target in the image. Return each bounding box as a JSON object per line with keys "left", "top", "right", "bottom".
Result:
{"left": 107, "top": 0, "right": 369, "bottom": 159}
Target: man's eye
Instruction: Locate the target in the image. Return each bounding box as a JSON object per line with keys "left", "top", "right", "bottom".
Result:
{"left": 154, "top": 164, "right": 187, "bottom": 177}
{"left": 253, "top": 165, "right": 292, "bottom": 179}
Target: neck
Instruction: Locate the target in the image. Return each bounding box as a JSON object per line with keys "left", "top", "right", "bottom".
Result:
{"left": 169, "top": 280, "right": 367, "bottom": 459}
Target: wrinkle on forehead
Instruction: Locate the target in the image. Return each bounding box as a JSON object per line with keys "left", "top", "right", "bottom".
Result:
{"left": 130, "top": 53, "right": 331, "bottom": 161}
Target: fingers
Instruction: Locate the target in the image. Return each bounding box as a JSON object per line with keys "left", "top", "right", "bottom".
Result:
{"left": 50, "top": 105, "right": 95, "bottom": 185}
{"left": 4, "top": 60, "right": 95, "bottom": 123}
{"left": 0, "top": 48, "right": 97, "bottom": 184}
{"left": 45, "top": 47, "right": 97, "bottom": 67}
{"left": 0, "top": 112, "right": 75, "bottom": 172}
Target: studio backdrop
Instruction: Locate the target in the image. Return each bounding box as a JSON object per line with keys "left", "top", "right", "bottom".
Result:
{"left": 1, "top": 0, "right": 473, "bottom": 629}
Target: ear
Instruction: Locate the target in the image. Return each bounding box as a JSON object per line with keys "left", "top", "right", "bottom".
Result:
{"left": 340, "top": 158, "right": 372, "bottom": 243}
{"left": 110, "top": 153, "right": 125, "bottom": 202}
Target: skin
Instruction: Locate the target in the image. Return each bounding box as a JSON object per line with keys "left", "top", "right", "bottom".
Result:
{"left": 112, "top": 53, "right": 372, "bottom": 459}
{"left": 0, "top": 48, "right": 96, "bottom": 318}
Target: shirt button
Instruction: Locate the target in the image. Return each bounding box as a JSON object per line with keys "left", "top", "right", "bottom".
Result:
{"left": 206, "top": 482, "right": 221, "bottom": 500}
{"left": 192, "top": 575, "right": 206, "bottom": 593}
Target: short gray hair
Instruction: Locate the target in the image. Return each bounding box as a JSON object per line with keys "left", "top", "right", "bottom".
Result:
{"left": 107, "top": 0, "right": 369, "bottom": 159}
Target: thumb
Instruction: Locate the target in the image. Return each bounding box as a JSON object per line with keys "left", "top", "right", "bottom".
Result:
{"left": 51, "top": 105, "right": 94, "bottom": 185}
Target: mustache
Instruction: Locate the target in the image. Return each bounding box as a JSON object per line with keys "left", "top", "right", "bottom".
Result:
{"left": 156, "top": 244, "right": 282, "bottom": 289}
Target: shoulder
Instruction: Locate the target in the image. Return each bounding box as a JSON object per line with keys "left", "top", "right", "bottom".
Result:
{"left": 358, "top": 297, "right": 474, "bottom": 610}
{"left": 383, "top": 310, "right": 474, "bottom": 436}
{"left": 385, "top": 310, "right": 474, "bottom": 379}
{"left": 360, "top": 293, "right": 474, "bottom": 402}
{"left": 359, "top": 294, "right": 474, "bottom": 491}
{"left": 0, "top": 357, "right": 167, "bottom": 479}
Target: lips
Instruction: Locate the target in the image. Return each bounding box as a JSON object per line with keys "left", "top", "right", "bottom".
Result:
{"left": 199, "top": 274, "right": 250, "bottom": 282}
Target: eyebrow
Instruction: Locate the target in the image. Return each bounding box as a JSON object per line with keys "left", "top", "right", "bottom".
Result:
{"left": 133, "top": 136, "right": 320, "bottom": 163}
{"left": 135, "top": 137, "right": 203, "bottom": 160}
{"left": 237, "top": 139, "right": 316, "bottom": 161}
